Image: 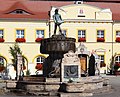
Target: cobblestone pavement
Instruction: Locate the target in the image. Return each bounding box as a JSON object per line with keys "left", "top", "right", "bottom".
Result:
{"left": 93, "top": 75, "right": 120, "bottom": 97}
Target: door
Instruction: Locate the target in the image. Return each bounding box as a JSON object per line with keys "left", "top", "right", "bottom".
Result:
{"left": 80, "top": 57, "right": 87, "bottom": 74}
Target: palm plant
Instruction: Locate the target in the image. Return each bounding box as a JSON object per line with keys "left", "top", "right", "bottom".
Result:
{"left": 9, "top": 43, "right": 22, "bottom": 70}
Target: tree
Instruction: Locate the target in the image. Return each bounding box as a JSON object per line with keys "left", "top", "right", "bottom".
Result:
{"left": 9, "top": 43, "right": 22, "bottom": 70}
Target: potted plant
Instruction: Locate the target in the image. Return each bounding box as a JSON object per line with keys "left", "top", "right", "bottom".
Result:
{"left": 116, "top": 37, "right": 120, "bottom": 42}
{"left": 15, "top": 38, "right": 26, "bottom": 43}
{"left": 35, "top": 38, "right": 43, "bottom": 42}
{"left": 35, "top": 63, "right": 43, "bottom": 70}
{"left": 78, "top": 38, "right": 86, "bottom": 42}
{"left": 26, "top": 70, "right": 31, "bottom": 76}
{"left": 97, "top": 38, "right": 105, "bottom": 42}
{"left": 0, "top": 38, "right": 5, "bottom": 42}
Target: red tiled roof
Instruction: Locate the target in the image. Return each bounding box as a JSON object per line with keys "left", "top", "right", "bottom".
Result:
{"left": 87, "top": 0, "right": 120, "bottom": 2}
{"left": 0, "top": 0, "right": 73, "bottom": 20}
{"left": 4, "top": 1, "right": 35, "bottom": 14}
{"left": 0, "top": 0, "right": 120, "bottom": 21}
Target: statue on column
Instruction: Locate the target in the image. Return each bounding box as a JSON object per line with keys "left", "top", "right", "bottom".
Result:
{"left": 53, "top": 9, "right": 64, "bottom": 35}
{"left": 17, "top": 53, "right": 24, "bottom": 80}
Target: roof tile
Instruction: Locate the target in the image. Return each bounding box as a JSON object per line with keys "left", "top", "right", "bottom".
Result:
{"left": 0, "top": 0, "right": 120, "bottom": 20}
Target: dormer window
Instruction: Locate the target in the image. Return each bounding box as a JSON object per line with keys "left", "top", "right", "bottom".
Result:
{"left": 4, "top": 2, "right": 34, "bottom": 15}
{"left": 15, "top": 10, "right": 23, "bottom": 14}
{"left": 9, "top": 9, "right": 31, "bottom": 15}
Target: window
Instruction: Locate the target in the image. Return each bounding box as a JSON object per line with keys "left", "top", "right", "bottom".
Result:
{"left": 97, "top": 30, "right": 105, "bottom": 42}
{"left": 62, "top": 30, "right": 67, "bottom": 37}
{"left": 0, "top": 30, "right": 5, "bottom": 42}
{"left": 16, "top": 10, "right": 23, "bottom": 14}
{"left": 116, "top": 31, "right": 120, "bottom": 38}
{"left": 0, "top": 30, "right": 3, "bottom": 38}
{"left": 115, "top": 56, "right": 120, "bottom": 63}
{"left": 78, "top": 30, "right": 86, "bottom": 42}
{"left": 16, "top": 29, "right": 24, "bottom": 38}
{"left": 116, "top": 31, "right": 120, "bottom": 42}
{"left": 78, "top": 9, "right": 85, "bottom": 17}
{"left": 16, "top": 29, "right": 25, "bottom": 42}
{"left": 36, "top": 56, "right": 45, "bottom": 65}
{"left": 35, "top": 56, "right": 45, "bottom": 70}
{"left": 98, "top": 55, "right": 104, "bottom": 63}
{"left": 0, "top": 57, "right": 4, "bottom": 66}
{"left": 0, "top": 57, "right": 5, "bottom": 72}
{"left": 11, "top": 9, "right": 30, "bottom": 15}
{"left": 97, "top": 30, "right": 104, "bottom": 38}
{"left": 98, "top": 55, "right": 106, "bottom": 67}
{"left": 36, "top": 30, "right": 44, "bottom": 38}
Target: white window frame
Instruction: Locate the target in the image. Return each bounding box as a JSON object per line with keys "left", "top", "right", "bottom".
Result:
{"left": 16, "top": 30, "right": 24, "bottom": 38}
{"left": 98, "top": 55, "right": 104, "bottom": 63}
{"left": 36, "top": 30, "right": 44, "bottom": 38}
{"left": 116, "top": 31, "right": 120, "bottom": 38}
{"left": 97, "top": 30, "right": 104, "bottom": 38}
{"left": 78, "top": 30, "right": 86, "bottom": 38}
{"left": 36, "top": 56, "right": 45, "bottom": 65}
{"left": 115, "top": 56, "right": 120, "bottom": 63}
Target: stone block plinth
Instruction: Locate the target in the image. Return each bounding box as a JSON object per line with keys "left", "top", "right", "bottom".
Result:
{"left": 6, "top": 80, "right": 17, "bottom": 89}
{"left": 60, "top": 93, "right": 93, "bottom": 97}
{"left": 61, "top": 51, "right": 81, "bottom": 82}
{"left": 60, "top": 83, "right": 85, "bottom": 92}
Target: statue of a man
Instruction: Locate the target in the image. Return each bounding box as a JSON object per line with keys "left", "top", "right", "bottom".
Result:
{"left": 53, "top": 9, "right": 64, "bottom": 35}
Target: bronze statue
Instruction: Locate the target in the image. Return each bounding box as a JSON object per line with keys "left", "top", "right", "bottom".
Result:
{"left": 53, "top": 9, "right": 64, "bottom": 35}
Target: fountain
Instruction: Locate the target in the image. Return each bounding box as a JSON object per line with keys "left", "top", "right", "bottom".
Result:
{"left": 5, "top": 8, "right": 111, "bottom": 96}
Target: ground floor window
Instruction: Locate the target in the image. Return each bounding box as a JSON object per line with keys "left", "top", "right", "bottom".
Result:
{"left": 0, "top": 57, "right": 6, "bottom": 72}
{"left": 98, "top": 55, "right": 106, "bottom": 67}
{"left": 35, "top": 56, "right": 45, "bottom": 70}
{"left": 115, "top": 55, "right": 120, "bottom": 63}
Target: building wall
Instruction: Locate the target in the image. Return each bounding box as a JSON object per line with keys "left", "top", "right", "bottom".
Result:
{"left": 0, "top": 20, "right": 49, "bottom": 75}
{"left": 50, "top": 4, "right": 113, "bottom": 73}
{"left": 0, "top": 3, "right": 120, "bottom": 75}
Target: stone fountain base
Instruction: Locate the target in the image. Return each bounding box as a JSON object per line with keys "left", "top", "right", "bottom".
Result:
{"left": 5, "top": 76, "right": 111, "bottom": 96}
{"left": 59, "top": 76, "right": 110, "bottom": 93}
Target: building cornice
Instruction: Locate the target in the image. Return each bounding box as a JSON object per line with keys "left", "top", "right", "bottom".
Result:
{"left": 50, "top": 19, "right": 113, "bottom": 23}
{"left": 0, "top": 18, "right": 48, "bottom": 22}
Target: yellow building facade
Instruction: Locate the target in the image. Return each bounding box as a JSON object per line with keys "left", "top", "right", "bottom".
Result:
{"left": 50, "top": 4, "right": 113, "bottom": 74}
{"left": 0, "top": 1, "right": 120, "bottom": 76}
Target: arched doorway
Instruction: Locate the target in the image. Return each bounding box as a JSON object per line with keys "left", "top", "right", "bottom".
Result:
{"left": 0, "top": 56, "right": 7, "bottom": 72}
{"left": 22, "top": 56, "right": 28, "bottom": 75}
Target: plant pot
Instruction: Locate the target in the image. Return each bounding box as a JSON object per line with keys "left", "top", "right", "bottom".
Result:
{"left": 35, "top": 64, "right": 42, "bottom": 70}
{"left": 97, "top": 38, "right": 105, "bottom": 42}
{"left": 35, "top": 38, "right": 43, "bottom": 42}
{"left": 15, "top": 38, "right": 26, "bottom": 43}
{"left": 78, "top": 38, "right": 86, "bottom": 42}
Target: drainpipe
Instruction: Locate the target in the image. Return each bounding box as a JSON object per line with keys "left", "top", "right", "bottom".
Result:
{"left": 48, "top": 10, "right": 51, "bottom": 38}
{"left": 111, "top": 21, "right": 114, "bottom": 74}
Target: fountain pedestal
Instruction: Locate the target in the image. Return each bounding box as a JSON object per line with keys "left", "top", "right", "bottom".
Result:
{"left": 40, "top": 35, "right": 76, "bottom": 78}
